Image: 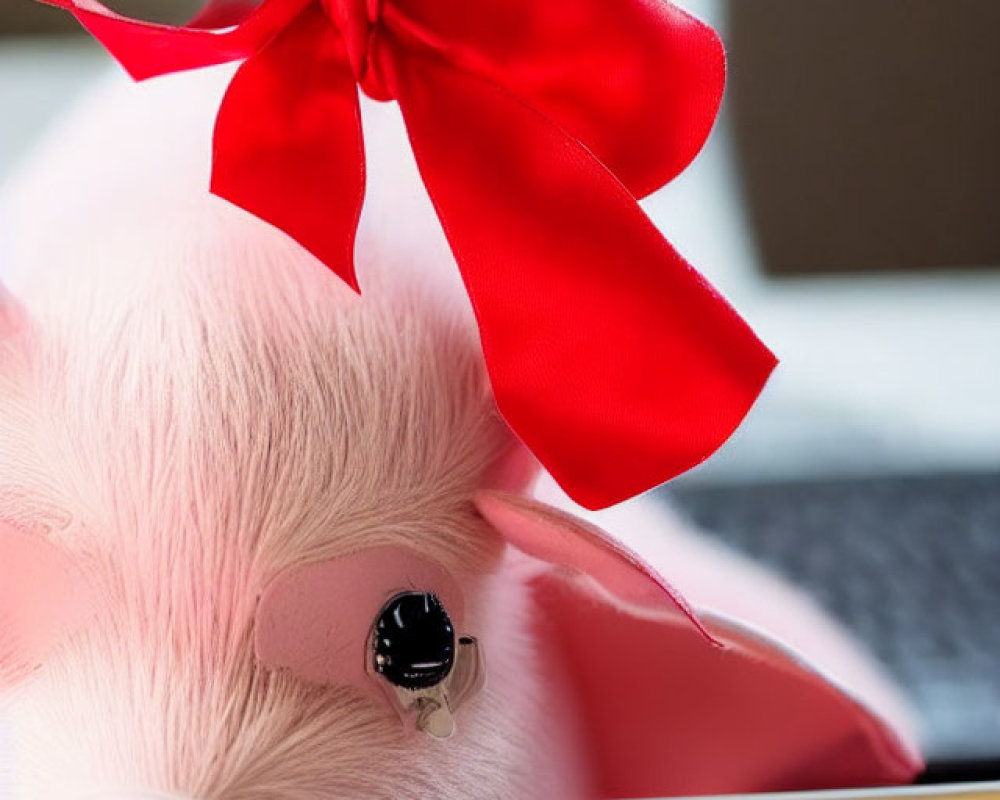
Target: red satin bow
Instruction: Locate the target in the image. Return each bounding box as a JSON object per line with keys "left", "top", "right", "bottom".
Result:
{"left": 43, "top": 0, "right": 777, "bottom": 510}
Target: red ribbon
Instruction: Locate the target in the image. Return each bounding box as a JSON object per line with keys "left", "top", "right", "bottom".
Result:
{"left": 43, "top": 0, "right": 777, "bottom": 510}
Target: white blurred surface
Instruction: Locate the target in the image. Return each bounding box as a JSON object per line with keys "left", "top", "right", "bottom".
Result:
{"left": 0, "top": 38, "right": 106, "bottom": 184}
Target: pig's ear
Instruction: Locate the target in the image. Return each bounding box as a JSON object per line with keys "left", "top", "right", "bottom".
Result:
{"left": 0, "top": 522, "right": 91, "bottom": 688}
{"left": 0, "top": 283, "right": 27, "bottom": 342}
{"left": 474, "top": 490, "right": 711, "bottom": 635}
{"left": 475, "top": 492, "right": 922, "bottom": 798}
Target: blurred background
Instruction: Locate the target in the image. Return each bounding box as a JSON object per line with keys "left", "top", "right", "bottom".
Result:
{"left": 1, "top": 0, "right": 998, "bottom": 788}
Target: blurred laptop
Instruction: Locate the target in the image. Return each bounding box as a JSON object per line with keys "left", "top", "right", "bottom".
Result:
{"left": 658, "top": 0, "right": 1000, "bottom": 785}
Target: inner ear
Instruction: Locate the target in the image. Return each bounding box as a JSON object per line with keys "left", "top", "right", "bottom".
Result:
{"left": 0, "top": 522, "right": 91, "bottom": 688}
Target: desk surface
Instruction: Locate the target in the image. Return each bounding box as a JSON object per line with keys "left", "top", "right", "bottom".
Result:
{"left": 665, "top": 783, "right": 1000, "bottom": 800}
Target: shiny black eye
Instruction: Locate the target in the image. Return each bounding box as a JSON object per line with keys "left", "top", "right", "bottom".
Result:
{"left": 372, "top": 592, "right": 455, "bottom": 690}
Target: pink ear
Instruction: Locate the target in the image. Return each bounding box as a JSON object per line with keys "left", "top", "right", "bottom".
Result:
{"left": 0, "top": 284, "right": 27, "bottom": 342}
{"left": 475, "top": 492, "right": 921, "bottom": 797}
{"left": 0, "top": 522, "right": 91, "bottom": 688}
{"left": 255, "top": 547, "right": 464, "bottom": 692}
{"left": 474, "top": 490, "right": 713, "bottom": 640}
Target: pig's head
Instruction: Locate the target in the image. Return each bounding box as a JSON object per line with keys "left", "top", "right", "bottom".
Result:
{"left": 0, "top": 68, "right": 593, "bottom": 799}
{"left": 0, "top": 64, "right": 922, "bottom": 800}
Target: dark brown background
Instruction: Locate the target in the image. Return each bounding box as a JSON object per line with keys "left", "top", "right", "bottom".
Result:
{"left": 4, "top": 1, "right": 999, "bottom": 276}
{"left": 0, "top": 0, "right": 199, "bottom": 32}
{"left": 727, "top": 0, "right": 1000, "bottom": 275}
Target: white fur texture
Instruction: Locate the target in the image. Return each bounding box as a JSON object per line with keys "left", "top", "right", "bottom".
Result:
{"left": 0, "top": 68, "right": 589, "bottom": 799}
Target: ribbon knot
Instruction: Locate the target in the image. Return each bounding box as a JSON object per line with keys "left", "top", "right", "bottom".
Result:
{"left": 41, "top": 0, "right": 777, "bottom": 510}
{"left": 322, "top": 0, "right": 392, "bottom": 100}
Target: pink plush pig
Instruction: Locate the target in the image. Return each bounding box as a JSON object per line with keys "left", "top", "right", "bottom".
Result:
{"left": 0, "top": 61, "right": 922, "bottom": 800}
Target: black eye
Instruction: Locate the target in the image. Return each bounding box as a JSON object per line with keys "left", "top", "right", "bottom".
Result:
{"left": 372, "top": 592, "right": 455, "bottom": 690}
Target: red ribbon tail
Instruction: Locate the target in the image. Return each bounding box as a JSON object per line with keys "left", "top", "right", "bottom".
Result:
{"left": 211, "top": 4, "right": 366, "bottom": 291}
{"left": 390, "top": 53, "right": 777, "bottom": 510}
{"left": 37, "top": 0, "right": 309, "bottom": 80}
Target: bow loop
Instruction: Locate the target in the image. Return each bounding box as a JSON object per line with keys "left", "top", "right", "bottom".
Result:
{"left": 388, "top": 0, "right": 726, "bottom": 198}
{"left": 213, "top": 3, "right": 366, "bottom": 290}
{"left": 40, "top": 0, "right": 310, "bottom": 80}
